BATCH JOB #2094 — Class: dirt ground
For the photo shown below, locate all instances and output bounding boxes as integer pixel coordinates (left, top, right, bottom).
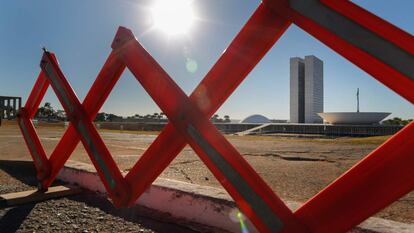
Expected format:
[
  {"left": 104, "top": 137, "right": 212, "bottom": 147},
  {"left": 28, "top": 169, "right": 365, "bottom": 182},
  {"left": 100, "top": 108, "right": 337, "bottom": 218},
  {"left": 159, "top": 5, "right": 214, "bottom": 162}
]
[
  {"left": 0, "top": 123, "right": 412, "bottom": 225},
  {"left": 0, "top": 160, "right": 210, "bottom": 233}
]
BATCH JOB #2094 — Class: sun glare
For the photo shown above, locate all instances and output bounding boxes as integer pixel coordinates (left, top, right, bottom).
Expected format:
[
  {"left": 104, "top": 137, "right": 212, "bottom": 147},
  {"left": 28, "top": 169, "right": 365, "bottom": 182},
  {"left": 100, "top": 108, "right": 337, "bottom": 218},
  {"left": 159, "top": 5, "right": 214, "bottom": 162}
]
[{"left": 151, "top": 0, "right": 195, "bottom": 36}]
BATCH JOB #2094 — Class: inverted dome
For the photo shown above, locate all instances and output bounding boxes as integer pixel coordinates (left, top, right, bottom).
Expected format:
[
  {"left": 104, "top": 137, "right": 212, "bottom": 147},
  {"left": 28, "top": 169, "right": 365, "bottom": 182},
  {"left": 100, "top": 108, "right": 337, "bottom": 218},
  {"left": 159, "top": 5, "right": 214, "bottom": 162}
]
[
  {"left": 240, "top": 114, "right": 271, "bottom": 124},
  {"left": 318, "top": 112, "right": 391, "bottom": 125}
]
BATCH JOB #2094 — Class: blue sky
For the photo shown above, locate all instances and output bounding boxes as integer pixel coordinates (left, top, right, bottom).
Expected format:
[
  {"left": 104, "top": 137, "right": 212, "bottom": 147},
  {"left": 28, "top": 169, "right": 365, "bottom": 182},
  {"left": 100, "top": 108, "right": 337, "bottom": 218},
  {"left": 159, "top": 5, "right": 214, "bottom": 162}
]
[{"left": 0, "top": 0, "right": 413, "bottom": 120}]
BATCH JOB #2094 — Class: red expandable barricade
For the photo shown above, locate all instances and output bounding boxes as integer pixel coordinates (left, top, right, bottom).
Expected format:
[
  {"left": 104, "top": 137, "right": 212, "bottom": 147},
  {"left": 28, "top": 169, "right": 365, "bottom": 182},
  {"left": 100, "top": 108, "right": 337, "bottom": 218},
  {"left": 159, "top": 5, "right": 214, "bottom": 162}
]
[{"left": 18, "top": 1, "right": 414, "bottom": 232}]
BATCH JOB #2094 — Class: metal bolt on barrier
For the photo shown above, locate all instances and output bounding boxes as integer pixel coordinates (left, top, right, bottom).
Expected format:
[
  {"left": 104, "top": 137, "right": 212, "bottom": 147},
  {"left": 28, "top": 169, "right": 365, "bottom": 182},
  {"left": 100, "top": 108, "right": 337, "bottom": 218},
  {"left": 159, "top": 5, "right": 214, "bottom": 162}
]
[{"left": 18, "top": 1, "right": 414, "bottom": 232}]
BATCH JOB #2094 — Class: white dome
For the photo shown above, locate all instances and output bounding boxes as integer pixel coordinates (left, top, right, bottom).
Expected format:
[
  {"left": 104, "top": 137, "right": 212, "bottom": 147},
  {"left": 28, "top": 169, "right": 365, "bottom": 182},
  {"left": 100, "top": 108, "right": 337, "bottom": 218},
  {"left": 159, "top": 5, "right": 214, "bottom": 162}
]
[{"left": 240, "top": 114, "right": 271, "bottom": 124}]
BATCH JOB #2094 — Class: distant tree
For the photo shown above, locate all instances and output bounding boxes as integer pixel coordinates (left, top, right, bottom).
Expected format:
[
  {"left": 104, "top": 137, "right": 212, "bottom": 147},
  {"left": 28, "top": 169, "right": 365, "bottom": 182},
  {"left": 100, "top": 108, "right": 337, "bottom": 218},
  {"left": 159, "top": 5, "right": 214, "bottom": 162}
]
[
  {"left": 36, "top": 107, "right": 44, "bottom": 117},
  {"left": 95, "top": 112, "right": 107, "bottom": 122},
  {"left": 56, "top": 110, "right": 67, "bottom": 121},
  {"left": 107, "top": 113, "right": 121, "bottom": 122},
  {"left": 382, "top": 117, "right": 412, "bottom": 126},
  {"left": 403, "top": 119, "right": 413, "bottom": 125},
  {"left": 36, "top": 102, "right": 56, "bottom": 120},
  {"left": 210, "top": 114, "right": 231, "bottom": 123},
  {"left": 44, "top": 102, "right": 54, "bottom": 118},
  {"left": 211, "top": 114, "right": 219, "bottom": 122}
]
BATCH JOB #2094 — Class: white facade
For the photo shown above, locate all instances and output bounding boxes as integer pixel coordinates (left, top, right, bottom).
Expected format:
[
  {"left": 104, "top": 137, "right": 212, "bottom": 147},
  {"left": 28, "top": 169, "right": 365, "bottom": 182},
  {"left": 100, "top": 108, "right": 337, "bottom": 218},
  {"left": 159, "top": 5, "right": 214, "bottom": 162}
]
[
  {"left": 304, "top": 56, "right": 323, "bottom": 123},
  {"left": 290, "top": 57, "right": 305, "bottom": 123},
  {"left": 290, "top": 55, "right": 323, "bottom": 123}
]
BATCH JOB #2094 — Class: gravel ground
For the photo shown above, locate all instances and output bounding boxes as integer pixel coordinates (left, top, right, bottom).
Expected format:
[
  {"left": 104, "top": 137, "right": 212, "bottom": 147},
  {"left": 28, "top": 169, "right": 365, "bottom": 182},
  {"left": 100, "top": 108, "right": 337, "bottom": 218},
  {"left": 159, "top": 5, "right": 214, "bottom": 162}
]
[{"left": 0, "top": 162, "right": 206, "bottom": 233}]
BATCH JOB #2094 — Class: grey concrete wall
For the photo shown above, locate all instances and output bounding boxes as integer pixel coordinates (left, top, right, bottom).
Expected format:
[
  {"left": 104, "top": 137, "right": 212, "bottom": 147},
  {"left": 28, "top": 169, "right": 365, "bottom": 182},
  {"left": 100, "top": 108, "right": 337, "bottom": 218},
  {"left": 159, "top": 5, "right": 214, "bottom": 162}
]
[
  {"left": 95, "top": 122, "right": 166, "bottom": 131},
  {"left": 59, "top": 160, "right": 414, "bottom": 233},
  {"left": 94, "top": 122, "right": 401, "bottom": 136},
  {"left": 215, "top": 123, "right": 402, "bottom": 136}
]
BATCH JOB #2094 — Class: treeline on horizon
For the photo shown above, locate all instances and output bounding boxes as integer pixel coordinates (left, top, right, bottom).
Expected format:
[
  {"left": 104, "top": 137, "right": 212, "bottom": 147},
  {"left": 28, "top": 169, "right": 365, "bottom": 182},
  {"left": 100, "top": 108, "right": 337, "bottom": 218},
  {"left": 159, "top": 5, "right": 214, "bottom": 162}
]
[
  {"left": 34, "top": 102, "right": 412, "bottom": 126},
  {"left": 381, "top": 117, "right": 413, "bottom": 126},
  {"left": 34, "top": 102, "right": 231, "bottom": 123},
  {"left": 93, "top": 113, "right": 231, "bottom": 123}
]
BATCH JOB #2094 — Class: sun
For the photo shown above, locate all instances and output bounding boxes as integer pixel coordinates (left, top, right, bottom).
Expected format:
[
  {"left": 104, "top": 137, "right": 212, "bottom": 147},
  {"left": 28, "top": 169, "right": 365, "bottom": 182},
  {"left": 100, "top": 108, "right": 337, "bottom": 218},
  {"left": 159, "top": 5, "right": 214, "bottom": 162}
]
[{"left": 151, "top": 0, "right": 195, "bottom": 36}]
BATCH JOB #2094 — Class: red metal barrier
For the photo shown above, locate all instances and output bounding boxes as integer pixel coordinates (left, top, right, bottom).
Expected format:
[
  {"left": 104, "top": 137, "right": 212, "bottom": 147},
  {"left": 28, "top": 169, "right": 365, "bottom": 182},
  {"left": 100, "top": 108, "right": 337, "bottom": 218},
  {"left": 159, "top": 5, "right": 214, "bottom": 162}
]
[
  {"left": 20, "top": 52, "right": 130, "bottom": 207},
  {"left": 18, "top": 1, "right": 414, "bottom": 232}
]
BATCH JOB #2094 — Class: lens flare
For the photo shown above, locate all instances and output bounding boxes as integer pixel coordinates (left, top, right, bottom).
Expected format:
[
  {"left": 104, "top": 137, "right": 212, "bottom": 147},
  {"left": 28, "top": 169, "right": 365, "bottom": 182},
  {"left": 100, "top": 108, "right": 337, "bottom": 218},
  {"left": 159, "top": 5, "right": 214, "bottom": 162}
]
[
  {"left": 237, "top": 212, "right": 249, "bottom": 233},
  {"left": 229, "top": 209, "right": 250, "bottom": 233},
  {"left": 186, "top": 58, "right": 198, "bottom": 73},
  {"left": 151, "top": 0, "right": 195, "bottom": 36}
]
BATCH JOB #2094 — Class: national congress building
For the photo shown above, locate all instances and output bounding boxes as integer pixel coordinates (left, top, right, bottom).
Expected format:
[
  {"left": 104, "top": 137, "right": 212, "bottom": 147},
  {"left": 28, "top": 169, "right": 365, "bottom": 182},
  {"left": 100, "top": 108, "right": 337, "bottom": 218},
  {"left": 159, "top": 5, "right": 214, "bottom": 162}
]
[{"left": 290, "top": 55, "right": 324, "bottom": 123}]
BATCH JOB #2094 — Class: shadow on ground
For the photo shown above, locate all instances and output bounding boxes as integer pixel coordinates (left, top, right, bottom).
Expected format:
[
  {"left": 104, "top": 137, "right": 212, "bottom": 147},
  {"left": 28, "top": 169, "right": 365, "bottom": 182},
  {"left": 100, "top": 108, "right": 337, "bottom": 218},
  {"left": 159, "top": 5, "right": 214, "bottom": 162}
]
[
  {"left": 0, "top": 160, "right": 42, "bottom": 186},
  {"left": 68, "top": 191, "right": 213, "bottom": 233},
  {"left": 0, "top": 204, "right": 35, "bottom": 233},
  {"left": 0, "top": 160, "right": 209, "bottom": 233}
]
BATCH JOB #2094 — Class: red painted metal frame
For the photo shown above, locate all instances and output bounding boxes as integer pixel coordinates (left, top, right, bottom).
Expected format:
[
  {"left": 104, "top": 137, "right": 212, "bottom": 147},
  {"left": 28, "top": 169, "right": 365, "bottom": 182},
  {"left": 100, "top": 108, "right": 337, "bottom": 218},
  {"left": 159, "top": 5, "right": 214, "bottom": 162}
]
[{"left": 18, "top": 0, "right": 414, "bottom": 232}]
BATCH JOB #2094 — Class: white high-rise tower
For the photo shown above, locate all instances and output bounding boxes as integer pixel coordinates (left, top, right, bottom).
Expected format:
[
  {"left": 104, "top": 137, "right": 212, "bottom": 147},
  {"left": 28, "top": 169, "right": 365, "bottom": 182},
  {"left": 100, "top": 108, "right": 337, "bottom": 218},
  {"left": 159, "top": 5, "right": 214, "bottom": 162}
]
[{"left": 290, "top": 55, "right": 323, "bottom": 123}]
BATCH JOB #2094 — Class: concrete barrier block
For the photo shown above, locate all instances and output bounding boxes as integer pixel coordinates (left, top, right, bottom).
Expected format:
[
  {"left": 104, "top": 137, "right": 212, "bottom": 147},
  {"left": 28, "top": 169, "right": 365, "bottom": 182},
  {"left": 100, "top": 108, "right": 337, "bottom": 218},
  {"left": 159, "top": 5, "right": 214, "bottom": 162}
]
[{"left": 57, "top": 160, "right": 414, "bottom": 233}]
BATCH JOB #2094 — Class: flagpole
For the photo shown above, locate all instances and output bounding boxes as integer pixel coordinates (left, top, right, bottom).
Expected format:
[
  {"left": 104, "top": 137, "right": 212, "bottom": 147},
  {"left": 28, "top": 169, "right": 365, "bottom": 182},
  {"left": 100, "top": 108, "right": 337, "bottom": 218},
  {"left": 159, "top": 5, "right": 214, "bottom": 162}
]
[{"left": 357, "top": 88, "right": 360, "bottom": 112}]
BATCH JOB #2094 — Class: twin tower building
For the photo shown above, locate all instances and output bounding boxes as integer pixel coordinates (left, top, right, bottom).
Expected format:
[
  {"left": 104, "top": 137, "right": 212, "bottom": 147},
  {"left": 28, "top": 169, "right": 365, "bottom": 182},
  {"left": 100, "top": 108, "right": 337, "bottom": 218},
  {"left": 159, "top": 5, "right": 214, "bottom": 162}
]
[{"left": 290, "top": 55, "right": 324, "bottom": 123}]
